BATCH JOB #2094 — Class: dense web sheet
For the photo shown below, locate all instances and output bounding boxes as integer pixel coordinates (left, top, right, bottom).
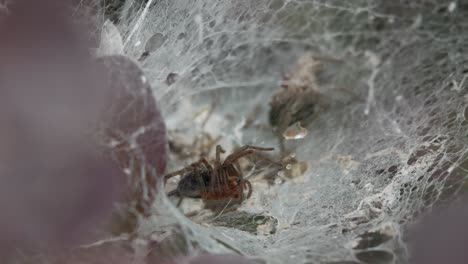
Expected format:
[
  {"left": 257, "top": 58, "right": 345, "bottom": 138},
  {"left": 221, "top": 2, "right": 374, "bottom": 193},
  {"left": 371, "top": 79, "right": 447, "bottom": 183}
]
[{"left": 98, "top": 0, "right": 468, "bottom": 263}]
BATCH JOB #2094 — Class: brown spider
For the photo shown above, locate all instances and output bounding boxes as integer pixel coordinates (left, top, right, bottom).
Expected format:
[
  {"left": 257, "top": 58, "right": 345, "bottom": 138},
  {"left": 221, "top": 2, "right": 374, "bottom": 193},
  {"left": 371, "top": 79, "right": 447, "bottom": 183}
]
[{"left": 164, "top": 145, "right": 283, "bottom": 203}]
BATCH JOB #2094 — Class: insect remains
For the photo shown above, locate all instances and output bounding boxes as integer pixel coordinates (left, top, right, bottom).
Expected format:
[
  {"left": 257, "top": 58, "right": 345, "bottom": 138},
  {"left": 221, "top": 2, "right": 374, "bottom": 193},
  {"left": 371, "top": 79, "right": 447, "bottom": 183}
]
[
  {"left": 164, "top": 145, "right": 283, "bottom": 205},
  {"left": 269, "top": 53, "right": 330, "bottom": 153}
]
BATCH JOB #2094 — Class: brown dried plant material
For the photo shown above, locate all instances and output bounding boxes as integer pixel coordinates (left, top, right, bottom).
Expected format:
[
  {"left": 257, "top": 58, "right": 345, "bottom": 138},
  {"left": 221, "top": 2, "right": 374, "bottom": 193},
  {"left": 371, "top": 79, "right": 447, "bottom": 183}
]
[
  {"left": 336, "top": 155, "right": 361, "bottom": 175},
  {"left": 168, "top": 94, "right": 221, "bottom": 165},
  {"left": 282, "top": 155, "right": 309, "bottom": 179},
  {"left": 269, "top": 53, "right": 330, "bottom": 153},
  {"left": 168, "top": 130, "right": 222, "bottom": 164},
  {"left": 242, "top": 104, "right": 263, "bottom": 129},
  {"left": 282, "top": 121, "right": 308, "bottom": 140}
]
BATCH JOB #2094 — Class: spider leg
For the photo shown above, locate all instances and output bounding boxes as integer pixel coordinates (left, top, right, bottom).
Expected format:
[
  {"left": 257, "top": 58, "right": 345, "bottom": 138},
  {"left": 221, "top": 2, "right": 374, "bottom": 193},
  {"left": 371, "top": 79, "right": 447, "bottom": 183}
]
[
  {"left": 249, "top": 152, "right": 284, "bottom": 168},
  {"left": 208, "top": 166, "right": 230, "bottom": 198},
  {"left": 167, "top": 189, "right": 179, "bottom": 196},
  {"left": 199, "top": 157, "right": 213, "bottom": 173},
  {"left": 234, "top": 161, "right": 243, "bottom": 179},
  {"left": 238, "top": 180, "right": 244, "bottom": 201},
  {"left": 244, "top": 180, "right": 253, "bottom": 199},
  {"left": 163, "top": 166, "right": 194, "bottom": 183},
  {"left": 233, "top": 161, "right": 245, "bottom": 199},
  {"left": 176, "top": 197, "right": 184, "bottom": 207},
  {"left": 216, "top": 168, "right": 226, "bottom": 195},
  {"left": 164, "top": 158, "right": 208, "bottom": 183},
  {"left": 224, "top": 145, "right": 274, "bottom": 164},
  {"left": 209, "top": 145, "right": 226, "bottom": 197},
  {"left": 214, "top": 167, "right": 227, "bottom": 196},
  {"left": 207, "top": 135, "right": 222, "bottom": 153},
  {"left": 198, "top": 159, "right": 222, "bottom": 196},
  {"left": 167, "top": 189, "right": 184, "bottom": 207},
  {"left": 221, "top": 168, "right": 231, "bottom": 194},
  {"left": 224, "top": 150, "right": 254, "bottom": 165},
  {"left": 225, "top": 148, "right": 283, "bottom": 169},
  {"left": 191, "top": 163, "right": 208, "bottom": 200},
  {"left": 215, "top": 145, "right": 226, "bottom": 166}
]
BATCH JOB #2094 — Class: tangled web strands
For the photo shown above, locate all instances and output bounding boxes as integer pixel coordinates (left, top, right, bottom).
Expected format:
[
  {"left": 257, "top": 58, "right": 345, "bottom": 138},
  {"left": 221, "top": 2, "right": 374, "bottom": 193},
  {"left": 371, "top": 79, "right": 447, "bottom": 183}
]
[{"left": 115, "top": 0, "right": 468, "bottom": 263}]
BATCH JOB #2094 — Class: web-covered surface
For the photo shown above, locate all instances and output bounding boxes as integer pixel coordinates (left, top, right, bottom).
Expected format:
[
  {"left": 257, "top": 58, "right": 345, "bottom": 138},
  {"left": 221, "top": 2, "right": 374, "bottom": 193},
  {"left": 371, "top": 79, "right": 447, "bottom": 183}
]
[{"left": 106, "top": 0, "right": 468, "bottom": 263}]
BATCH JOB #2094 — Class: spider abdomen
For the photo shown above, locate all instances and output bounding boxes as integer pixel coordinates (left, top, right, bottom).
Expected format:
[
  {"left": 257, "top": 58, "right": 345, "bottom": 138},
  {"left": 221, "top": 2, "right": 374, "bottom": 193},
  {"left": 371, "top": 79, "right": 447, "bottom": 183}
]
[{"left": 174, "top": 168, "right": 211, "bottom": 198}]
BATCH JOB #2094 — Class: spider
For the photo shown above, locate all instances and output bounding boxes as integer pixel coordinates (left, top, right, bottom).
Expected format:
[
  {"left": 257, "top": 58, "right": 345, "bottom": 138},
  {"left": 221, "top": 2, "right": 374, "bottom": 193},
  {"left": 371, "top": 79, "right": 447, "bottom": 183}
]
[{"left": 164, "top": 145, "right": 283, "bottom": 204}]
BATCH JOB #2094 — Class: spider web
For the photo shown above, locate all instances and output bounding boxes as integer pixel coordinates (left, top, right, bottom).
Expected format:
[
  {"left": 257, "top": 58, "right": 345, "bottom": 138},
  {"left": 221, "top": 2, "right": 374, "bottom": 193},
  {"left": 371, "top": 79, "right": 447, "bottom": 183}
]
[{"left": 97, "top": 0, "right": 468, "bottom": 263}]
